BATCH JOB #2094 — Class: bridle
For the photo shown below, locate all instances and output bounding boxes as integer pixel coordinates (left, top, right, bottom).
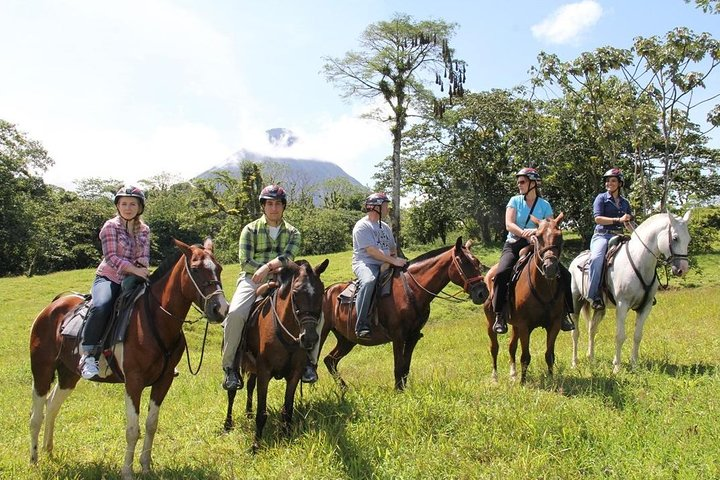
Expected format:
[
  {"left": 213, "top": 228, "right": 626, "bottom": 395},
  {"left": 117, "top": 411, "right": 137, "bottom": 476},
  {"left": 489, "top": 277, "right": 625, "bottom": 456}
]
[
  {"left": 405, "top": 248, "right": 484, "bottom": 303},
  {"left": 270, "top": 275, "right": 322, "bottom": 348},
  {"left": 531, "top": 232, "right": 562, "bottom": 278},
  {"left": 628, "top": 217, "right": 689, "bottom": 268},
  {"left": 452, "top": 252, "right": 485, "bottom": 294},
  {"left": 182, "top": 255, "right": 225, "bottom": 316}
]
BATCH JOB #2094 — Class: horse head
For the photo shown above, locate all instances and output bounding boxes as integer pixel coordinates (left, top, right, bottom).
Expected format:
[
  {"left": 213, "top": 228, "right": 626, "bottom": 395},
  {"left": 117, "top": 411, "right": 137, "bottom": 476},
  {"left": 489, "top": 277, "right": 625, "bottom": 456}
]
[
  {"left": 450, "top": 237, "right": 489, "bottom": 304},
  {"left": 530, "top": 213, "right": 564, "bottom": 280},
  {"left": 279, "top": 258, "right": 329, "bottom": 351},
  {"left": 174, "top": 238, "right": 229, "bottom": 323},
  {"left": 663, "top": 210, "right": 692, "bottom": 277}
]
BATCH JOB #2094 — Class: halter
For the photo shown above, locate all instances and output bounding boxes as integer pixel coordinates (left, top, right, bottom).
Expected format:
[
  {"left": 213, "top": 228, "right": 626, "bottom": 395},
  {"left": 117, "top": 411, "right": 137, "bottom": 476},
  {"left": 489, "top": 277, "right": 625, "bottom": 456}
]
[
  {"left": 532, "top": 237, "right": 561, "bottom": 278},
  {"left": 269, "top": 278, "right": 321, "bottom": 348},
  {"left": 628, "top": 216, "right": 689, "bottom": 268},
  {"left": 406, "top": 249, "right": 484, "bottom": 303},
  {"left": 183, "top": 255, "right": 225, "bottom": 315},
  {"left": 452, "top": 252, "right": 485, "bottom": 293}
]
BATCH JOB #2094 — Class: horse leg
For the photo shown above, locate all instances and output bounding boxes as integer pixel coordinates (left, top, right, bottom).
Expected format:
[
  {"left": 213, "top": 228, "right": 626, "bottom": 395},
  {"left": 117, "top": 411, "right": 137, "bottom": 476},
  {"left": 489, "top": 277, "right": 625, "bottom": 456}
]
[
  {"left": 508, "top": 328, "right": 519, "bottom": 380},
  {"left": 570, "top": 311, "right": 580, "bottom": 368},
  {"left": 224, "top": 388, "right": 237, "bottom": 432},
  {"left": 122, "top": 386, "right": 143, "bottom": 480},
  {"left": 36, "top": 363, "right": 78, "bottom": 460},
  {"left": 545, "top": 324, "right": 560, "bottom": 378},
  {"left": 138, "top": 375, "right": 174, "bottom": 476},
  {"left": 588, "top": 306, "right": 605, "bottom": 361},
  {"left": 392, "top": 340, "right": 407, "bottom": 390},
  {"left": 281, "top": 374, "right": 301, "bottom": 436},
  {"left": 517, "top": 327, "right": 531, "bottom": 385},
  {"left": 398, "top": 330, "right": 422, "bottom": 389},
  {"left": 252, "top": 370, "right": 271, "bottom": 454},
  {"left": 630, "top": 304, "right": 653, "bottom": 368},
  {"left": 612, "top": 304, "right": 630, "bottom": 374},
  {"left": 486, "top": 308, "right": 500, "bottom": 381},
  {"left": 323, "top": 333, "right": 355, "bottom": 391},
  {"left": 245, "top": 373, "right": 257, "bottom": 419}
]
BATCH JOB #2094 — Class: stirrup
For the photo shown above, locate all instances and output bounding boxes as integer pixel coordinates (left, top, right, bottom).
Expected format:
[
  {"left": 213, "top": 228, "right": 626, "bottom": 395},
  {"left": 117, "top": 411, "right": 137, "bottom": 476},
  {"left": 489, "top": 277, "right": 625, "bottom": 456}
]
[{"left": 492, "top": 313, "right": 508, "bottom": 334}]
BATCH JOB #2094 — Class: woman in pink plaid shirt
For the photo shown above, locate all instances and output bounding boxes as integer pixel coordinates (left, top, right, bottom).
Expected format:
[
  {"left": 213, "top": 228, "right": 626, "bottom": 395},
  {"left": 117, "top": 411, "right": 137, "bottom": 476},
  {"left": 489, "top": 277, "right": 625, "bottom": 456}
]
[{"left": 79, "top": 185, "right": 151, "bottom": 379}]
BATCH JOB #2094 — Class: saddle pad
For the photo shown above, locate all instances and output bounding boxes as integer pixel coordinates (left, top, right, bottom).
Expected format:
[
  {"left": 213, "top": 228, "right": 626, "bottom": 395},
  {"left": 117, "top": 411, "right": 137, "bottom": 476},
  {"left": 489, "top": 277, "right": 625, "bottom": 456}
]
[{"left": 338, "top": 281, "right": 358, "bottom": 304}]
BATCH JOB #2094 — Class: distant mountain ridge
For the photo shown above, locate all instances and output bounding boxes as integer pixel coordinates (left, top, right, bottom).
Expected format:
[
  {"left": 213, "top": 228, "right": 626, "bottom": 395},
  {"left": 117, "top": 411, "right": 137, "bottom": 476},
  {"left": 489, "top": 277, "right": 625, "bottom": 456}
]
[{"left": 195, "top": 128, "right": 367, "bottom": 203}]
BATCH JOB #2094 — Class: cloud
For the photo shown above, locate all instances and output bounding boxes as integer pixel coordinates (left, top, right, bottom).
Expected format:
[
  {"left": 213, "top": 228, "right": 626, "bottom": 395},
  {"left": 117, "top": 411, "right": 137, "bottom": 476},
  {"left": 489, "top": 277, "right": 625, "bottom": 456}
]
[{"left": 531, "top": 0, "right": 603, "bottom": 45}]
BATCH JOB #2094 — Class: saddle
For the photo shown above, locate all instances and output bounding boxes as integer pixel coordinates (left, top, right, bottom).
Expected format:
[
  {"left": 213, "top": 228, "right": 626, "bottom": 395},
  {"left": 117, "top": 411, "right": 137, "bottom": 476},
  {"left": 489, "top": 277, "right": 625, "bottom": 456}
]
[
  {"left": 60, "top": 279, "right": 147, "bottom": 377},
  {"left": 337, "top": 264, "right": 394, "bottom": 327},
  {"left": 575, "top": 234, "right": 630, "bottom": 304}
]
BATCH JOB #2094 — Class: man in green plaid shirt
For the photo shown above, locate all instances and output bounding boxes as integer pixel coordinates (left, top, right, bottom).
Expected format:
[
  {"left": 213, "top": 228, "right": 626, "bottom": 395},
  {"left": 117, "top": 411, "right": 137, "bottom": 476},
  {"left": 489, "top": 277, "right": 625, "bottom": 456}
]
[{"left": 221, "top": 185, "right": 313, "bottom": 390}]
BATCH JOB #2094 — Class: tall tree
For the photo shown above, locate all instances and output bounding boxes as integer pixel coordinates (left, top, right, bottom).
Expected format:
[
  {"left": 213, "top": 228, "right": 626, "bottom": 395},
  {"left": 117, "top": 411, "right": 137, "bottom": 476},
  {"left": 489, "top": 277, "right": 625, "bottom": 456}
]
[
  {"left": 685, "top": 0, "right": 720, "bottom": 14},
  {"left": 323, "top": 13, "right": 467, "bottom": 247},
  {"left": 0, "top": 120, "right": 54, "bottom": 276}
]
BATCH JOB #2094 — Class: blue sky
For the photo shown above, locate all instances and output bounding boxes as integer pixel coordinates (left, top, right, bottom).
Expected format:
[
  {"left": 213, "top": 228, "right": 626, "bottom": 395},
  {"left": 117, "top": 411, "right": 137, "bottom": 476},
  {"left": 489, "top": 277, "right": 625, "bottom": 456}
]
[{"left": 1, "top": 0, "right": 717, "bottom": 189}]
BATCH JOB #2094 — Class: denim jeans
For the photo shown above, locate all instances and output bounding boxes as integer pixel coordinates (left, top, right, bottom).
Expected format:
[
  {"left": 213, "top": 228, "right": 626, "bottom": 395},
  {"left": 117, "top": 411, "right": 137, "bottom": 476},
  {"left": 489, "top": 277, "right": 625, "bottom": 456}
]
[
  {"left": 587, "top": 232, "right": 614, "bottom": 301},
  {"left": 81, "top": 275, "right": 121, "bottom": 353},
  {"left": 353, "top": 262, "right": 381, "bottom": 332}
]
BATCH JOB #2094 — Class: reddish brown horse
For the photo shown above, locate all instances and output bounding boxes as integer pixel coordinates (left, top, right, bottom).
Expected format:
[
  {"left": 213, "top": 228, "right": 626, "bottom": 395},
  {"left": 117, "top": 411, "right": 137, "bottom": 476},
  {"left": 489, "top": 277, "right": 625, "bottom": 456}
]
[
  {"left": 223, "top": 258, "right": 329, "bottom": 453},
  {"left": 484, "top": 214, "right": 566, "bottom": 384},
  {"left": 321, "top": 237, "right": 488, "bottom": 391},
  {"left": 29, "top": 239, "right": 228, "bottom": 480}
]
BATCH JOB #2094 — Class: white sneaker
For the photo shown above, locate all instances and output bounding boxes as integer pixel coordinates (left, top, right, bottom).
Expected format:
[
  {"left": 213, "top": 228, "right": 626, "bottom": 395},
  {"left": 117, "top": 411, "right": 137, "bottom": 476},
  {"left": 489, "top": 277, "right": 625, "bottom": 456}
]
[{"left": 80, "top": 355, "right": 99, "bottom": 379}]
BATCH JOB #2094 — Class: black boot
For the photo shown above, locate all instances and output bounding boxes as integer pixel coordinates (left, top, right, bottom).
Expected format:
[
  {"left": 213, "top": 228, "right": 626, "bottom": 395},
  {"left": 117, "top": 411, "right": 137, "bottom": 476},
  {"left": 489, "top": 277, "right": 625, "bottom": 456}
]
[
  {"left": 301, "top": 363, "right": 318, "bottom": 384},
  {"left": 561, "top": 313, "right": 575, "bottom": 332},
  {"left": 222, "top": 367, "right": 242, "bottom": 391},
  {"left": 493, "top": 312, "right": 508, "bottom": 334}
]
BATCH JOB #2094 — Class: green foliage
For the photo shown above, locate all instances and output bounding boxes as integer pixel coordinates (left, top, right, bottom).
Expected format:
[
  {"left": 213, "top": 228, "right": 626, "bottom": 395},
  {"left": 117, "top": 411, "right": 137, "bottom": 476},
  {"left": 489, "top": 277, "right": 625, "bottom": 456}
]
[{"left": 285, "top": 205, "right": 361, "bottom": 255}]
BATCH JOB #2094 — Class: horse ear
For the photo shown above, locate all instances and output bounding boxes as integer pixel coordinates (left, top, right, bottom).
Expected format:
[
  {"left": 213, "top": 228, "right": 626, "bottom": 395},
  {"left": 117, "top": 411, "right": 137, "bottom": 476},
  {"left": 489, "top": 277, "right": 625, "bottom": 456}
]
[
  {"left": 529, "top": 215, "right": 541, "bottom": 226},
  {"left": 173, "top": 238, "right": 191, "bottom": 254},
  {"left": 682, "top": 209, "right": 692, "bottom": 223},
  {"left": 455, "top": 237, "right": 463, "bottom": 250},
  {"left": 555, "top": 212, "right": 564, "bottom": 223},
  {"left": 464, "top": 239, "right": 473, "bottom": 250},
  {"left": 203, "top": 237, "right": 214, "bottom": 253},
  {"left": 315, "top": 258, "right": 329, "bottom": 276}
]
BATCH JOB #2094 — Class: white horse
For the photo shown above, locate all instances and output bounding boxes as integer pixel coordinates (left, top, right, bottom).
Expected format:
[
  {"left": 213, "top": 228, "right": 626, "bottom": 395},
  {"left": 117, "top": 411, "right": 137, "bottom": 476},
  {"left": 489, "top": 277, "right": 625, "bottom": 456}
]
[{"left": 569, "top": 211, "right": 691, "bottom": 373}]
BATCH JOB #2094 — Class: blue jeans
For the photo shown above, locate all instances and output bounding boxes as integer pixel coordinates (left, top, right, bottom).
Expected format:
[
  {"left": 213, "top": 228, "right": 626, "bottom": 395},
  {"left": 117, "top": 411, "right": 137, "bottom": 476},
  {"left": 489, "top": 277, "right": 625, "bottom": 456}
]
[
  {"left": 353, "top": 263, "right": 381, "bottom": 333},
  {"left": 587, "top": 233, "right": 614, "bottom": 301},
  {"left": 81, "top": 275, "right": 121, "bottom": 353}
]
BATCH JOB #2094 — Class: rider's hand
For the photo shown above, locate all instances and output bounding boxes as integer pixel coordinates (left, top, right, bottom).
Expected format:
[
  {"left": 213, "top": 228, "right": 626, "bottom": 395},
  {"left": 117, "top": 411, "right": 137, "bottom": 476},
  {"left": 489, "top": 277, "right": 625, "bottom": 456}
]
[
  {"left": 394, "top": 257, "right": 407, "bottom": 268},
  {"left": 520, "top": 228, "right": 536, "bottom": 238}
]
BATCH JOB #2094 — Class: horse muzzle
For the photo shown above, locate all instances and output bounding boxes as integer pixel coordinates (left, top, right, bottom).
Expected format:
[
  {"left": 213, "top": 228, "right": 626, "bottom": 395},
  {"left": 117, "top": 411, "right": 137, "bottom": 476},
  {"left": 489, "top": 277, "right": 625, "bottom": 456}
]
[
  {"left": 670, "top": 258, "right": 690, "bottom": 277},
  {"left": 542, "top": 258, "right": 559, "bottom": 280},
  {"left": 298, "top": 316, "right": 319, "bottom": 350},
  {"left": 205, "top": 293, "right": 229, "bottom": 323},
  {"left": 469, "top": 281, "right": 489, "bottom": 305}
]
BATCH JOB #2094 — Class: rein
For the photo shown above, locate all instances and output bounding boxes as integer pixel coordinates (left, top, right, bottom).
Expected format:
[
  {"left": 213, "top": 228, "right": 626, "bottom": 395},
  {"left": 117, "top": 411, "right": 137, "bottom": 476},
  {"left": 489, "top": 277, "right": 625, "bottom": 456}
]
[
  {"left": 143, "top": 253, "right": 223, "bottom": 383},
  {"left": 405, "top": 251, "right": 483, "bottom": 303},
  {"left": 269, "top": 283, "right": 320, "bottom": 348},
  {"left": 526, "top": 238, "right": 563, "bottom": 308}
]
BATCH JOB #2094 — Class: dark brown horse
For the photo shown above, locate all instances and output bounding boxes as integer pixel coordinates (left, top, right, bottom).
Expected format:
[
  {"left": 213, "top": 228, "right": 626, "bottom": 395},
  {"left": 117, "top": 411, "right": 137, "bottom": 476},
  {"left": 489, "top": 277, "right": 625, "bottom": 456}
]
[
  {"left": 320, "top": 237, "right": 489, "bottom": 391},
  {"left": 484, "top": 214, "right": 566, "bottom": 384},
  {"left": 29, "top": 239, "right": 228, "bottom": 480},
  {"left": 224, "top": 258, "right": 329, "bottom": 453}
]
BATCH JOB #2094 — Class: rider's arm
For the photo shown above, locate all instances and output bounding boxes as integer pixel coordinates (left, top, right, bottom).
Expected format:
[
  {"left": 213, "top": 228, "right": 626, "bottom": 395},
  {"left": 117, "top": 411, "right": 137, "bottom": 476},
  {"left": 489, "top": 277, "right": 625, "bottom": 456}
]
[
  {"left": 506, "top": 206, "right": 535, "bottom": 238},
  {"left": 365, "top": 246, "right": 406, "bottom": 267}
]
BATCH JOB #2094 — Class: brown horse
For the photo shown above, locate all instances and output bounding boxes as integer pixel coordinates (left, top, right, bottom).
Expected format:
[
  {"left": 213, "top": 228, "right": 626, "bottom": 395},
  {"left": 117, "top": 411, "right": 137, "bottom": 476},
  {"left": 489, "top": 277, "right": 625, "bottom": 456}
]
[
  {"left": 484, "top": 214, "right": 566, "bottom": 384},
  {"left": 29, "top": 239, "right": 228, "bottom": 480},
  {"left": 223, "top": 258, "right": 329, "bottom": 453},
  {"left": 321, "top": 237, "right": 489, "bottom": 391}
]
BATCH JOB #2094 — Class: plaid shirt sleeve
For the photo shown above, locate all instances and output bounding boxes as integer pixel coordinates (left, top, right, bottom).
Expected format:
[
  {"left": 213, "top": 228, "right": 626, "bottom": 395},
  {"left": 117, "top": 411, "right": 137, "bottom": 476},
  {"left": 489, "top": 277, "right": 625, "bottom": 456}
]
[
  {"left": 238, "top": 221, "right": 263, "bottom": 274},
  {"left": 277, "top": 223, "right": 301, "bottom": 266},
  {"left": 100, "top": 220, "right": 132, "bottom": 273}
]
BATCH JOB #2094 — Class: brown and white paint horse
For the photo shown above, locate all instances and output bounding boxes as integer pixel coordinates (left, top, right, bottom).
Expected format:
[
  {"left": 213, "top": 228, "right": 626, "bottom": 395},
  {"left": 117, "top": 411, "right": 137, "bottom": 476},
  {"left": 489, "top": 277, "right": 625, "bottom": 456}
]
[{"left": 29, "top": 239, "right": 228, "bottom": 479}]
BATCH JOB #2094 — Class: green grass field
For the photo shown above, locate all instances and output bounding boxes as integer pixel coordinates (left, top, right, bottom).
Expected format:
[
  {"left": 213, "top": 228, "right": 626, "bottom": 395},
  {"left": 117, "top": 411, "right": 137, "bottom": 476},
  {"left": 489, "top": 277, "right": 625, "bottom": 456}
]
[{"left": 1, "top": 247, "right": 718, "bottom": 479}]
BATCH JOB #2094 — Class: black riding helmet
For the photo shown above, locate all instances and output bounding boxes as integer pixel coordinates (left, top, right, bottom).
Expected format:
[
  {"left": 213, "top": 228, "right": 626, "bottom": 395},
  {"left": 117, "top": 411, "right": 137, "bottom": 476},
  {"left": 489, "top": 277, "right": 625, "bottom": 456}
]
[{"left": 114, "top": 185, "right": 145, "bottom": 215}]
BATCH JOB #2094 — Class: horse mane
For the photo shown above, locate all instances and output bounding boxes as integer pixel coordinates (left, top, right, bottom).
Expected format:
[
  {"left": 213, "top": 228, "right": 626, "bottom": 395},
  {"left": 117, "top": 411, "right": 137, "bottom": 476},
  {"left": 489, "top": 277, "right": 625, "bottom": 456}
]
[
  {"left": 408, "top": 245, "right": 452, "bottom": 266},
  {"left": 148, "top": 249, "right": 183, "bottom": 285}
]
